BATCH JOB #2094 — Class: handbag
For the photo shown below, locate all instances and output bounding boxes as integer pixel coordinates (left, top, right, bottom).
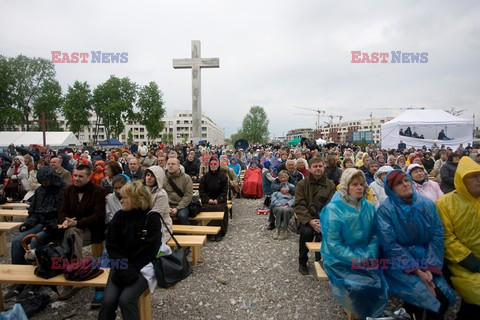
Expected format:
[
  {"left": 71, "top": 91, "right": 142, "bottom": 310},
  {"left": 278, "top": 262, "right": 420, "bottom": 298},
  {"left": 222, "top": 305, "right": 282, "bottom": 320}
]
[
  {"left": 146, "top": 211, "right": 192, "bottom": 288},
  {"left": 33, "top": 236, "right": 75, "bottom": 279},
  {"left": 168, "top": 178, "right": 202, "bottom": 217}
]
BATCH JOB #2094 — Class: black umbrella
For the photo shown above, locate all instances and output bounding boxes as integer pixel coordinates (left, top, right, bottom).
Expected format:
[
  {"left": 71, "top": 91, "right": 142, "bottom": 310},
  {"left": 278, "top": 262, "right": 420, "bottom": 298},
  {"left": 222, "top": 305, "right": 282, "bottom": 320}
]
[
  {"left": 234, "top": 139, "right": 249, "bottom": 151},
  {"left": 15, "top": 146, "right": 35, "bottom": 157},
  {"left": 325, "top": 143, "right": 337, "bottom": 149}
]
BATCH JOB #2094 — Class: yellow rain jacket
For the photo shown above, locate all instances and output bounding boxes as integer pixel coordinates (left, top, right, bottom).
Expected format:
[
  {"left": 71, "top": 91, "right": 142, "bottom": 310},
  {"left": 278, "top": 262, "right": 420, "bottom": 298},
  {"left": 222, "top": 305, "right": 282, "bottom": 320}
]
[{"left": 436, "top": 156, "right": 480, "bottom": 304}]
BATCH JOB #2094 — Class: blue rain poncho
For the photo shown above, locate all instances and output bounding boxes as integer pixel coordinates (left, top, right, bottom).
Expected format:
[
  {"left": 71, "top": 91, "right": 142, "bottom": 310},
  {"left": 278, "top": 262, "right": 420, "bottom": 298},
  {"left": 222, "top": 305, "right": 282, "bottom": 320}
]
[
  {"left": 320, "top": 169, "right": 388, "bottom": 318},
  {"left": 375, "top": 170, "right": 456, "bottom": 312}
]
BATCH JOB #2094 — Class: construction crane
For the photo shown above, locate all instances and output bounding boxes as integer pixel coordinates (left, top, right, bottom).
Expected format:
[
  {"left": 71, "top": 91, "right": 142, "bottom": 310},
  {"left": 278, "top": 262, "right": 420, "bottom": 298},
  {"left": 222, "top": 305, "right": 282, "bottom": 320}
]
[
  {"left": 292, "top": 106, "right": 326, "bottom": 130},
  {"left": 367, "top": 105, "right": 425, "bottom": 111},
  {"left": 444, "top": 107, "right": 466, "bottom": 116}
]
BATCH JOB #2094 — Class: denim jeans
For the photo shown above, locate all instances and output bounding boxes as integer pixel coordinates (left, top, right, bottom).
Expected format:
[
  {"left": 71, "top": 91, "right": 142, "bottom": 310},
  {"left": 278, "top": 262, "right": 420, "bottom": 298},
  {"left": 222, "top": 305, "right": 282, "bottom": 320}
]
[
  {"left": 176, "top": 207, "right": 190, "bottom": 225},
  {"left": 11, "top": 224, "right": 51, "bottom": 264}
]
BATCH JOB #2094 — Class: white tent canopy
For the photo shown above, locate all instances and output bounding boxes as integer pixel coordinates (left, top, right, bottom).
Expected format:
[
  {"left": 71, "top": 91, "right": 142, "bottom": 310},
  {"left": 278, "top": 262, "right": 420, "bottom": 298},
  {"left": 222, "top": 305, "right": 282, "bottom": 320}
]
[
  {"left": 0, "top": 131, "right": 82, "bottom": 148},
  {"left": 381, "top": 110, "right": 473, "bottom": 149}
]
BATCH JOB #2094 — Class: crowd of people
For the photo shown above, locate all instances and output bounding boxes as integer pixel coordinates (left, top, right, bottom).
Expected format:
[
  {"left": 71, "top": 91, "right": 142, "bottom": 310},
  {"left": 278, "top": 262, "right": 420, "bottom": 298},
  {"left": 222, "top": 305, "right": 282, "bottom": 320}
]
[{"left": 0, "top": 139, "right": 479, "bottom": 319}]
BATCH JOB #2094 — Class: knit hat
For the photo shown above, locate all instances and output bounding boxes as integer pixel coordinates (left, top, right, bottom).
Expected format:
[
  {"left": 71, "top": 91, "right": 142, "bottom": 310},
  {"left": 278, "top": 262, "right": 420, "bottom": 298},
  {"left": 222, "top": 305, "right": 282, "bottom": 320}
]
[
  {"left": 386, "top": 170, "right": 407, "bottom": 189},
  {"left": 264, "top": 161, "right": 271, "bottom": 168}
]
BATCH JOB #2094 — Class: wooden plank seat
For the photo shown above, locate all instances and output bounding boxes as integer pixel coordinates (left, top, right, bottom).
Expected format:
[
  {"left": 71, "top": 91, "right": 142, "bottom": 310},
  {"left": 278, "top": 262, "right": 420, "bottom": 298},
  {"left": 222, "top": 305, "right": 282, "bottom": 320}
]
[
  {"left": 167, "top": 235, "right": 206, "bottom": 266},
  {"left": 306, "top": 242, "right": 328, "bottom": 281},
  {"left": 0, "top": 209, "right": 28, "bottom": 219},
  {"left": 0, "top": 264, "right": 152, "bottom": 320},
  {"left": 0, "top": 222, "right": 23, "bottom": 256},
  {"left": 0, "top": 203, "right": 29, "bottom": 210},
  {"left": 190, "top": 211, "right": 224, "bottom": 226},
  {"left": 172, "top": 225, "right": 220, "bottom": 235}
]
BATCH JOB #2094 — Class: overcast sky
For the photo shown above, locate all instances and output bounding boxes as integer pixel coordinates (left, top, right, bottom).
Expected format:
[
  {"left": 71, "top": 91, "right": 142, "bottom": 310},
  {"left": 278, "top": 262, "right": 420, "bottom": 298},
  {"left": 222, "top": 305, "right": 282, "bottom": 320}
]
[{"left": 1, "top": 0, "right": 478, "bottom": 138}]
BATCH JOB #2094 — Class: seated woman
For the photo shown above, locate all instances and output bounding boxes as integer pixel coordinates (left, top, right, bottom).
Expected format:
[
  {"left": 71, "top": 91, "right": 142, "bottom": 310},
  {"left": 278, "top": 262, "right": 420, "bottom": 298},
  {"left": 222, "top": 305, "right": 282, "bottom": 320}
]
[
  {"left": 101, "top": 161, "right": 123, "bottom": 194},
  {"left": 22, "top": 158, "right": 46, "bottom": 203},
  {"left": 395, "top": 155, "right": 407, "bottom": 171},
  {"left": 321, "top": 168, "right": 388, "bottom": 319},
  {"left": 369, "top": 166, "right": 394, "bottom": 209},
  {"left": 91, "top": 160, "right": 106, "bottom": 185},
  {"left": 295, "top": 158, "right": 309, "bottom": 178},
  {"left": 376, "top": 170, "right": 455, "bottom": 320},
  {"left": 219, "top": 156, "right": 240, "bottom": 199},
  {"left": 144, "top": 166, "right": 172, "bottom": 244},
  {"left": 228, "top": 158, "right": 241, "bottom": 178},
  {"left": 5, "top": 155, "right": 29, "bottom": 201},
  {"left": 242, "top": 159, "right": 263, "bottom": 199},
  {"left": 99, "top": 181, "right": 162, "bottom": 320},
  {"left": 407, "top": 164, "right": 443, "bottom": 203},
  {"left": 199, "top": 157, "right": 229, "bottom": 241},
  {"left": 4, "top": 166, "right": 65, "bottom": 300},
  {"left": 270, "top": 171, "right": 295, "bottom": 240}
]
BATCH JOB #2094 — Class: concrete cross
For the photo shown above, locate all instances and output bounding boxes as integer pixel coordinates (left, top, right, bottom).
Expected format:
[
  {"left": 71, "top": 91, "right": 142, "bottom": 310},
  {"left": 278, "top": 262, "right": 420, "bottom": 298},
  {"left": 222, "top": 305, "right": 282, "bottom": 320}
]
[{"left": 173, "top": 40, "right": 219, "bottom": 143}]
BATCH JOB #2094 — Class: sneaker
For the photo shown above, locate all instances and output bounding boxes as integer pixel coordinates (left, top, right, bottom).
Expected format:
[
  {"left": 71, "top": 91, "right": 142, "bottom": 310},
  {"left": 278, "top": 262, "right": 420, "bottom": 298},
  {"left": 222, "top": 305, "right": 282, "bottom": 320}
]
[
  {"left": 90, "top": 290, "right": 103, "bottom": 309},
  {"left": 266, "top": 223, "right": 275, "bottom": 230},
  {"left": 3, "top": 284, "right": 25, "bottom": 301},
  {"left": 272, "top": 228, "right": 279, "bottom": 240},
  {"left": 58, "top": 286, "right": 81, "bottom": 301},
  {"left": 278, "top": 228, "right": 288, "bottom": 240},
  {"left": 16, "top": 284, "right": 41, "bottom": 301},
  {"left": 298, "top": 264, "right": 309, "bottom": 275}
]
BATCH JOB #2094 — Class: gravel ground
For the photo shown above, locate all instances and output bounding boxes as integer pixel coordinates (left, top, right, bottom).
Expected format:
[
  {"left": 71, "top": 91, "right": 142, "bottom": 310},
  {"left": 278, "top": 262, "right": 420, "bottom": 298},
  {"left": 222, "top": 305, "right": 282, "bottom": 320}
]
[{"left": 2, "top": 198, "right": 459, "bottom": 319}]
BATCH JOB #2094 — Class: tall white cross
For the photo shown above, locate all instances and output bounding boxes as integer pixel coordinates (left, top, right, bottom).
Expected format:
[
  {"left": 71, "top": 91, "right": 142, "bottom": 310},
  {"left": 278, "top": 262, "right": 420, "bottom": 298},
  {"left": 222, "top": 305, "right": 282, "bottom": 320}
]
[{"left": 173, "top": 40, "right": 219, "bottom": 144}]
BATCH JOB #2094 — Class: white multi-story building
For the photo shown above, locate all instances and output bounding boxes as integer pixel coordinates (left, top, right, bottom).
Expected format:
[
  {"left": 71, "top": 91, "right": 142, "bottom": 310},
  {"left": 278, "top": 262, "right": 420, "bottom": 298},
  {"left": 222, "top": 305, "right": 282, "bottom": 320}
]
[
  {"left": 285, "top": 128, "right": 314, "bottom": 141},
  {"left": 57, "top": 110, "right": 225, "bottom": 146},
  {"left": 316, "top": 116, "right": 393, "bottom": 144}
]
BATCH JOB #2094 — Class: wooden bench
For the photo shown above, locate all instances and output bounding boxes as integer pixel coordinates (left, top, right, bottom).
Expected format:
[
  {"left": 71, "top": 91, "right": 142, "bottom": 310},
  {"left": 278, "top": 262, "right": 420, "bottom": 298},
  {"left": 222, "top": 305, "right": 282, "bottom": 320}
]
[
  {"left": 227, "top": 200, "right": 233, "bottom": 219},
  {"left": 0, "top": 264, "right": 152, "bottom": 320},
  {"left": 167, "top": 235, "right": 206, "bottom": 266},
  {"left": 306, "top": 242, "right": 328, "bottom": 281},
  {"left": 0, "top": 203, "right": 29, "bottom": 210},
  {"left": 0, "top": 209, "right": 28, "bottom": 221},
  {"left": 172, "top": 225, "right": 220, "bottom": 235},
  {"left": 0, "top": 222, "right": 23, "bottom": 256},
  {"left": 191, "top": 211, "right": 224, "bottom": 226}
]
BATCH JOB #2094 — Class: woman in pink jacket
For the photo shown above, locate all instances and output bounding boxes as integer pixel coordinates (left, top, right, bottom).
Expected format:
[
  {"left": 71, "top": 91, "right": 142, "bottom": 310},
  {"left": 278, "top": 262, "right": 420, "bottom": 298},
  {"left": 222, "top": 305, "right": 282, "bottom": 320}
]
[{"left": 406, "top": 164, "right": 443, "bottom": 202}]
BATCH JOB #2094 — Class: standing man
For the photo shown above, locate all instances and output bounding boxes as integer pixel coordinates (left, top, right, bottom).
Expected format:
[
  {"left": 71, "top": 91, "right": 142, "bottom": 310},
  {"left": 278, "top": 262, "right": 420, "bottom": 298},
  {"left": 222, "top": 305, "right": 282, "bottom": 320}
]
[
  {"left": 294, "top": 157, "right": 335, "bottom": 275},
  {"left": 50, "top": 156, "right": 72, "bottom": 186},
  {"left": 57, "top": 164, "right": 106, "bottom": 300}
]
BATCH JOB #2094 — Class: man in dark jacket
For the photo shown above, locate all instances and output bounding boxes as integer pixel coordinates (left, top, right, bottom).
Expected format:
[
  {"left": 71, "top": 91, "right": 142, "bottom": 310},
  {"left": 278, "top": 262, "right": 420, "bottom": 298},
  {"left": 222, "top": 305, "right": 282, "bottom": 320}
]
[
  {"left": 4, "top": 167, "right": 66, "bottom": 301},
  {"left": 294, "top": 157, "right": 336, "bottom": 275},
  {"left": 182, "top": 151, "right": 200, "bottom": 182},
  {"left": 57, "top": 164, "right": 105, "bottom": 300},
  {"left": 440, "top": 153, "right": 460, "bottom": 193}
]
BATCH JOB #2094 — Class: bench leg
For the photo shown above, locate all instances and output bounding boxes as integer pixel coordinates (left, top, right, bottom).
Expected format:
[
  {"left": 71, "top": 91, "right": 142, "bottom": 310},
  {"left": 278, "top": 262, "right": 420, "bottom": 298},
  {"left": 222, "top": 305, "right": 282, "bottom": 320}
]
[
  {"left": 0, "top": 231, "right": 6, "bottom": 256},
  {"left": 138, "top": 289, "right": 151, "bottom": 320},
  {"left": 191, "top": 247, "right": 200, "bottom": 266},
  {"left": 200, "top": 220, "right": 210, "bottom": 226}
]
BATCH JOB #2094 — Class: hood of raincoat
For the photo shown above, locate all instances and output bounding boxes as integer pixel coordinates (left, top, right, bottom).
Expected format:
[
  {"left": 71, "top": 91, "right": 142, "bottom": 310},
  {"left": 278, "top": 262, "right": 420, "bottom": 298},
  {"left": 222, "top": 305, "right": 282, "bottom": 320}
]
[
  {"left": 13, "top": 155, "right": 25, "bottom": 165},
  {"left": 383, "top": 169, "right": 418, "bottom": 209},
  {"left": 36, "top": 166, "right": 66, "bottom": 188},
  {"left": 338, "top": 168, "right": 368, "bottom": 199},
  {"left": 374, "top": 166, "right": 394, "bottom": 185},
  {"left": 147, "top": 166, "right": 165, "bottom": 190},
  {"left": 454, "top": 156, "right": 480, "bottom": 202}
]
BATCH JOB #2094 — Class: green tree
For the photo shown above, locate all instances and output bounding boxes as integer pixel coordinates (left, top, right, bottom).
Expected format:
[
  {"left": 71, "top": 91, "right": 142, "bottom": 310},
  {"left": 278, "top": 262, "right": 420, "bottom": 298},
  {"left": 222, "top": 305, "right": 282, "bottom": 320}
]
[
  {"left": 2, "top": 55, "right": 57, "bottom": 130},
  {"left": 127, "top": 130, "right": 134, "bottom": 145},
  {"left": 32, "top": 79, "right": 63, "bottom": 131},
  {"left": 63, "top": 81, "right": 92, "bottom": 135},
  {"left": 93, "top": 75, "right": 137, "bottom": 140},
  {"left": 0, "top": 56, "right": 21, "bottom": 130},
  {"left": 137, "top": 82, "right": 165, "bottom": 141},
  {"left": 240, "top": 106, "right": 269, "bottom": 144},
  {"left": 230, "top": 130, "right": 245, "bottom": 143}
]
